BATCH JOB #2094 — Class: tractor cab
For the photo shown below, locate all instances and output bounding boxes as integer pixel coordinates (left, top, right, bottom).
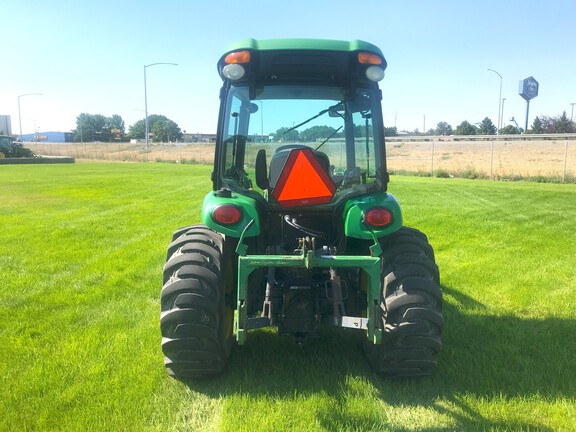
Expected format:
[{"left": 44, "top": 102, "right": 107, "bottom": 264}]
[
  {"left": 0, "top": 135, "right": 15, "bottom": 158},
  {"left": 212, "top": 39, "right": 390, "bottom": 209}
]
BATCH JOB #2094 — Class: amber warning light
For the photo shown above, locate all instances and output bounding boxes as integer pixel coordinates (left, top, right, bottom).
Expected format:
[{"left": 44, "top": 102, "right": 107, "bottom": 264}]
[
  {"left": 357, "top": 52, "right": 382, "bottom": 65},
  {"left": 224, "top": 50, "right": 251, "bottom": 64}
]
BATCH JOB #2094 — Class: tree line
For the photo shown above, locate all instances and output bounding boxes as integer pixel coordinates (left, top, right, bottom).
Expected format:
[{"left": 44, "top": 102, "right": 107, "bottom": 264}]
[
  {"left": 74, "top": 113, "right": 182, "bottom": 142},
  {"left": 73, "top": 110, "right": 575, "bottom": 143},
  {"left": 389, "top": 111, "right": 576, "bottom": 137}
]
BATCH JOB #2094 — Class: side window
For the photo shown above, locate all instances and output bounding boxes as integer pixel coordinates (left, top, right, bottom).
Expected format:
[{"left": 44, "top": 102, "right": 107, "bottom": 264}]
[
  {"left": 226, "top": 95, "right": 243, "bottom": 138},
  {"left": 353, "top": 110, "right": 377, "bottom": 179},
  {"left": 224, "top": 94, "right": 244, "bottom": 169}
]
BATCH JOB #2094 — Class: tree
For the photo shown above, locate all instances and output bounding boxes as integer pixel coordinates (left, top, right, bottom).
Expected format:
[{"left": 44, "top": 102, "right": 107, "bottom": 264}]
[
  {"left": 435, "top": 122, "right": 453, "bottom": 136},
  {"left": 454, "top": 120, "right": 477, "bottom": 135},
  {"left": 554, "top": 111, "right": 576, "bottom": 133},
  {"left": 300, "top": 125, "right": 337, "bottom": 142},
  {"left": 75, "top": 113, "right": 106, "bottom": 141},
  {"left": 383, "top": 126, "right": 398, "bottom": 137},
  {"left": 75, "top": 113, "right": 125, "bottom": 141},
  {"left": 538, "top": 112, "right": 576, "bottom": 133},
  {"left": 128, "top": 114, "right": 182, "bottom": 140},
  {"left": 151, "top": 119, "right": 182, "bottom": 142},
  {"left": 500, "top": 125, "right": 521, "bottom": 134},
  {"left": 106, "top": 114, "right": 125, "bottom": 133},
  {"left": 127, "top": 119, "right": 146, "bottom": 139},
  {"left": 529, "top": 116, "right": 544, "bottom": 134},
  {"left": 273, "top": 127, "right": 300, "bottom": 142},
  {"left": 477, "top": 117, "right": 496, "bottom": 135}
]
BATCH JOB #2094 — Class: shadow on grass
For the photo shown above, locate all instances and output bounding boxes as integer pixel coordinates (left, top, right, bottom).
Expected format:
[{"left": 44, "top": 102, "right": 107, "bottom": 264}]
[{"left": 181, "top": 285, "right": 574, "bottom": 430}]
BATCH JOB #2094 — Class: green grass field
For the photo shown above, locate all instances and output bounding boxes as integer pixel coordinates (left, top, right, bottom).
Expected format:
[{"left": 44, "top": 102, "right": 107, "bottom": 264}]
[{"left": 1, "top": 163, "right": 575, "bottom": 431}]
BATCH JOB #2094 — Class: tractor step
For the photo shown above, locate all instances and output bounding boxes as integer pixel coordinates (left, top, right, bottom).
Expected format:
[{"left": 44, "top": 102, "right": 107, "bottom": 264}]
[
  {"left": 341, "top": 316, "right": 369, "bottom": 330},
  {"left": 247, "top": 316, "right": 270, "bottom": 330}
]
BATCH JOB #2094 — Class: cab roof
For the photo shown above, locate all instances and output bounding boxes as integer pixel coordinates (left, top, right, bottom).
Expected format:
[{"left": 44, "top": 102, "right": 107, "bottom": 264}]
[
  {"left": 223, "top": 38, "right": 384, "bottom": 58},
  {"left": 218, "top": 38, "right": 387, "bottom": 86}
]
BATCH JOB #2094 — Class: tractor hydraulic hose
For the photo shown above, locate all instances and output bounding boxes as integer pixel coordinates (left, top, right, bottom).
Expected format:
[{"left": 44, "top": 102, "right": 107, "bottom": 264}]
[{"left": 283, "top": 215, "right": 325, "bottom": 238}]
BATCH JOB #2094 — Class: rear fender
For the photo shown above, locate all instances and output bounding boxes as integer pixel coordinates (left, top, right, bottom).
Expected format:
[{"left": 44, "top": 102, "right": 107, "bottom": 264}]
[
  {"left": 343, "top": 192, "right": 402, "bottom": 240},
  {"left": 201, "top": 191, "right": 260, "bottom": 238}
]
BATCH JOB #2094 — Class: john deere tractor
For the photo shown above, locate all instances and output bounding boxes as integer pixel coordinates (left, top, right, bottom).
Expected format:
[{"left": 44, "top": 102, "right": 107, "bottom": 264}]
[
  {"left": 0, "top": 135, "right": 35, "bottom": 158},
  {"left": 160, "top": 39, "right": 443, "bottom": 379}
]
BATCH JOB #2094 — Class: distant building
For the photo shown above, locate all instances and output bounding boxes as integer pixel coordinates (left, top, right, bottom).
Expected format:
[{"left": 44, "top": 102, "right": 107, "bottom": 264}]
[
  {"left": 182, "top": 132, "right": 216, "bottom": 143},
  {"left": 20, "top": 131, "right": 74, "bottom": 142},
  {"left": 0, "top": 115, "right": 12, "bottom": 136}
]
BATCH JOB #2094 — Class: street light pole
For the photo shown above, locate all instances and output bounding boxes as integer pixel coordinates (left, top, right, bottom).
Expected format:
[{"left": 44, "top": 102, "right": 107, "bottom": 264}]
[
  {"left": 501, "top": 98, "right": 506, "bottom": 130},
  {"left": 27, "top": 119, "right": 38, "bottom": 141},
  {"left": 487, "top": 69, "right": 502, "bottom": 133},
  {"left": 18, "top": 93, "right": 42, "bottom": 142},
  {"left": 571, "top": 103, "right": 576, "bottom": 121},
  {"left": 144, "top": 63, "right": 177, "bottom": 149}
]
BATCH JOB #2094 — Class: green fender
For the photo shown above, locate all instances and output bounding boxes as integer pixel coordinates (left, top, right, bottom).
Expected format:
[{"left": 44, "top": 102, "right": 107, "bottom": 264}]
[
  {"left": 201, "top": 191, "right": 260, "bottom": 238},
  {"left": 343, "top": 192, "right": 403, "bottom": 240}
]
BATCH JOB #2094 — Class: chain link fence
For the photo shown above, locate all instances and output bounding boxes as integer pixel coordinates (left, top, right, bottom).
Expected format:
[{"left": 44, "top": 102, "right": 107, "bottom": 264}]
[
  {"left": 385, "top": 136, "right": 575, "bottom": 183},
  {"left": 25, "top": 142, "right": 215, "bottom": 165},
  {"left": 24, "top": 135, "right": 576, "bottom": 183}
]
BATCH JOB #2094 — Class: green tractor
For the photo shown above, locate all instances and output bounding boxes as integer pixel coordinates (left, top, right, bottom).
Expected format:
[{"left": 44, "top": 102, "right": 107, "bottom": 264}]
[
  {"left": 0, "top": 135, "right": 35, "bottom": 158},
  {"left": 160, "top": 39, "right": 443, "bottom": 379},
  {"left": 0, "top": 135, "right": 16, "bottom": 158}
]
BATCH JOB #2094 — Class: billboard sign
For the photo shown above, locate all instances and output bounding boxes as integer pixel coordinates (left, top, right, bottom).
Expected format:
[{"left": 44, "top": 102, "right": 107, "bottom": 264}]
[{"left": 519, "top": 76, "right": 539, "bottom": 101}]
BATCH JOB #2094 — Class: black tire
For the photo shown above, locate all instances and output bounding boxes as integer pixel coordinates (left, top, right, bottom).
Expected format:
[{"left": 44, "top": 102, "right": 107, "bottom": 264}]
[
  {"left": 364, "top": 227, "right": 443, "bottom": 378},
  {"left": 161, "top": 225, "right": 235, "bottom": 378}
]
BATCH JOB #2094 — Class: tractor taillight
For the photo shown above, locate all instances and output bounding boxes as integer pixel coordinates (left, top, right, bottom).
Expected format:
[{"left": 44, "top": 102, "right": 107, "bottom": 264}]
[
  {"left": 212, "top": 205, "right": 242, "bottom": 225},
  {"left": 364, "top": 207, "right": 393, "bottom": 228}
]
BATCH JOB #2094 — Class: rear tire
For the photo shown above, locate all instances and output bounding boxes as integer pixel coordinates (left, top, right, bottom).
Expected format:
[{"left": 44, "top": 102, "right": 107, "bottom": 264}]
[
  {"left": 160, "top": 225, "right": 234, "bottom": 378},
  {"left": 364, "top": 227, "right": 443, "bottom": 378}
]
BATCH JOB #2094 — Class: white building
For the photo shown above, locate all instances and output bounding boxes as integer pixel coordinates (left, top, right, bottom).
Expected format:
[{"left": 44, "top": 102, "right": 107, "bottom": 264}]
[{"left": 0, "top": 115, "right": 12, "bottom": 136}]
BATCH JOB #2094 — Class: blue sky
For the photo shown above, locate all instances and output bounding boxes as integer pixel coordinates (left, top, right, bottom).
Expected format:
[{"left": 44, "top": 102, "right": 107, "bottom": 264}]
[{"left": 1, "top": 0, "right": 575, "bottom": 136}]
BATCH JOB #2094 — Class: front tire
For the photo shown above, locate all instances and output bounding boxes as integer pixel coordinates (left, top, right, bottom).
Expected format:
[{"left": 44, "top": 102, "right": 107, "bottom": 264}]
[
  {"left": 160, "top": 225, "right": 234, "bottom": 378},
  {"left": 364, "top": 227, "right": 443, "bottom": 378}
]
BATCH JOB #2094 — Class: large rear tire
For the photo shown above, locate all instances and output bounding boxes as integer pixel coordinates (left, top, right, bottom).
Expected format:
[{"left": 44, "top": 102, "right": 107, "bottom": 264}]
[
  {"left": 364, "top": 227, "right": 443, "bottom": 378},
  {"left": 160, "top": 225, "right": 234, "bottom": 378}
]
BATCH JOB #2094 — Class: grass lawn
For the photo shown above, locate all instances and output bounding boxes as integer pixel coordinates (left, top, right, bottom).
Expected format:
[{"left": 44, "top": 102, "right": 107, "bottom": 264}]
[{"left": 0, "top": 162, "right": 574, "bottom": 431}]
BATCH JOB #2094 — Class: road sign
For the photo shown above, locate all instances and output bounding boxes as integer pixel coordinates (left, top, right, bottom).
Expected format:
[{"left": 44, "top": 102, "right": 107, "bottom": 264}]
[{"left": 519, "top": 76, "right": 539, "bottom": 101}]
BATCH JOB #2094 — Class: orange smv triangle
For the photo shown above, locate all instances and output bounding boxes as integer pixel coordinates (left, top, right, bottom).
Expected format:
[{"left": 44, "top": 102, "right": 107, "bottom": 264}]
[{"left": 273, "top": 148, "right": 336, "bottom": 207}]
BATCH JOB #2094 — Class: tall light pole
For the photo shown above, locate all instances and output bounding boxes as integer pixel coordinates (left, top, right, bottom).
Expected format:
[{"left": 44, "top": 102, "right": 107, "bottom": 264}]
[
  {"left": 501, "top": 98, "right": 506, "bottom": 131},
  {"left": 487, "top": 69, "right": 502, "bottom": 133},
  {"left": 27, "top": 119, "right": 38, "bottom": 141},
  {"left": 571, "top": 103, "right": 576, "bottom": 121},
  {"left": 144, "top": 62, "right": 177, "bottom": 148},
  {"left": 18, "top": 93, "right": 42, "bottom": 142}
]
